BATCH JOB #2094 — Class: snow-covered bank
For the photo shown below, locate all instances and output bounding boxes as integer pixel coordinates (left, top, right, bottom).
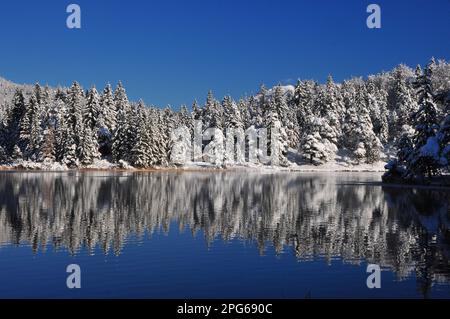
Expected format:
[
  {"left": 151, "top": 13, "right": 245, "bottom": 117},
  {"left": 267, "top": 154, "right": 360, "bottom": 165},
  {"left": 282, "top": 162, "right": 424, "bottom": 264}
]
[{"left": 0, "top": 160, "right": 386, "bottom": 173}]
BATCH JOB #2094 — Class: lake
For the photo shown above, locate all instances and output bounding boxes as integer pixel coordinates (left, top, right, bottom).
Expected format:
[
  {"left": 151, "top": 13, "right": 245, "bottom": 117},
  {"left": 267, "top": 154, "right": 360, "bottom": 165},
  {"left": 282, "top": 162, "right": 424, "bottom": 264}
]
[{"left": 0, "top": 170, "right": 449, "bottom": 299}]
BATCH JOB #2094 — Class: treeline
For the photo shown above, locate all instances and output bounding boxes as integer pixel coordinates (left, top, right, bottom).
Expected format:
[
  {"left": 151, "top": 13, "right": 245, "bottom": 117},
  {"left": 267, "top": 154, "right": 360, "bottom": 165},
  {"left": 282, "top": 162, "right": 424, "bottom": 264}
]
[{"left": 0, "top": 58, "right": 449, "bottom": 171}]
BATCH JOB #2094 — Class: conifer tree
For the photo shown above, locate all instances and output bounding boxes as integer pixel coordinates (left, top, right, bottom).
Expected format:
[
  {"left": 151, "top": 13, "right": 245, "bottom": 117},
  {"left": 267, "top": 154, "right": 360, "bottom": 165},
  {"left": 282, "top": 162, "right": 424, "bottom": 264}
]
[{"left": 408, "top": 60, "right": 440, "bottom": 177}]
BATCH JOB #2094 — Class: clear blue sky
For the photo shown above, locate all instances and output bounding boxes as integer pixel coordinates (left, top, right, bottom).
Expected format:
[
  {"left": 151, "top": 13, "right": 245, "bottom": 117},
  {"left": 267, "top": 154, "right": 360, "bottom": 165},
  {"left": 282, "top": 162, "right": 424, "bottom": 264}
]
[{"left": 0, "top": 0, "right": 449, "bottom": 108}]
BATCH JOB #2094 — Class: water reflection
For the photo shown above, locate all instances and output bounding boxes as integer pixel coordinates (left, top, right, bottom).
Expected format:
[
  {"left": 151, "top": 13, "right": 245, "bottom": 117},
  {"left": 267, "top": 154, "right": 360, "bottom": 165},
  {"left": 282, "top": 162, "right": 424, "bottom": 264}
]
[{"left": 0, "top": 171, "right": 449, "bottom": 295}]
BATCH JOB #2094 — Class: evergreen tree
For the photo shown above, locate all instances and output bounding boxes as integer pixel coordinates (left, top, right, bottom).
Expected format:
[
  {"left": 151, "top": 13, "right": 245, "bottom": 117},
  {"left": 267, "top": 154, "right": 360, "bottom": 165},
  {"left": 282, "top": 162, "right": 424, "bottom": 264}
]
[
  {"left": 272, "top": 85, "right": 299, "bottom": 148},
  {"left": 100, "top": 84, "right": 117, "bottom": 133},
  {"left": 265, "top": 99, "right": 288, "bottom": 166},
  {"left": 19, "top": 92, "right": 44, "bottom": 160},
  {"left": 408, "top": 61, "right": 440, "bottom": 177},
  {"left": 437, "top": 106, "right": 450, "bottom": 167},
  {"left": 343, "top": 85, "right": 381, "bottom": 163},
  {"left": 0, "top": 145, "right": 7, "bottom": 164},
  {"left": 112, "top": 82, "right": 132, "bottom": 162},
  {"left": 178, "top": 105, "right": 192, "bottom": 131},
  {"left": 66, "top": 81, "right": 85, "bottom": 157},
  {"left": 54, "top": 93, "right": 68, "bottom": 162},
  {"left": 293, "top": 80, "right": 316, "bottom": 133},
  {"left": 5, "top": 89, "right": 27, "bottom": 154},
  {"left": 192, "top": 100, "right": 202, "bottom": 121},
  {"left": 301, "top": 117, "right": 336, "bottom": 165},
  {"left": 131, "top": 107, "right": 152, "bottom": 168},
  {"left": 38, "top": 126, "right": 56, "bottom": 163},
  {"left": 11, "top": 144, "right": 22, "bottom": 162},
  {"left": 223, "top": 95, "right": 243, "bottom": 129},
  {"left": 85, "top": 86, "right": 101, "bottom": 131},
  {"left": 391, "top": 69, "right": 418, "bottom": 139},
  {"left": 203, "top": 91, "right": 223, "bottom": 129},
  {"left": 78, "top": 124, "right": 100, "bottom": 165}
]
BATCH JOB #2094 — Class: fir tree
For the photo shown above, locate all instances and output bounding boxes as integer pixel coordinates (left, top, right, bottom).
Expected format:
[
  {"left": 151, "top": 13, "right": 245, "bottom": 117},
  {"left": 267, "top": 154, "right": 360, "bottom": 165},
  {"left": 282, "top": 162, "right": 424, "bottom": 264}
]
[
  {"left": 5, "top": 89, "right": 27, "bottom": 154},
  {"left": 112, "top": 82, "right": 132, "bottom": 163},
  {"left": 408, "top": 60, "right": 440, "bottom": 177},
  {"left": 66, "top": 81, "right": 85, "bottom": 160},
  {"left": 100, "top": 84, "right": 117, "bottom": 133},
  {"left": 0, "top": 145, "right": 7, "bottom": 164},
  {"left": 85, "top": 86, "right": 101, "bottom": 131},
  {"left": 39, "top": 126, "right": 56, "bottom": 163},
  {"left": 78, "top": 124, "right": 100, "bottom": 165},
  {"left": 130, "top": 101, "right": 152, "bottom": 167}
]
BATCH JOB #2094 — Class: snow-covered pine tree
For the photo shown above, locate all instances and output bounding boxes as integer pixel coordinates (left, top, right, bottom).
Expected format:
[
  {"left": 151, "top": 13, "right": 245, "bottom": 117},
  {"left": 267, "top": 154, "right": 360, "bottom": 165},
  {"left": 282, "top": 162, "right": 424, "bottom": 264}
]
[
  {"left": 272, "top": 85, "right": 299, "bottom": 148},
  {"left": 178, "top": 105, "right": 193, "bottom": 132},
  {"left": 112, "top": 82, "right": 132, "bottom": 163},
  {"left": 18, "top": 97, "right": 32, "bottom": 156},
  {"left": 203, "top": 91, "right": 223, "bottom": 130},
  {"left": 33, "top": 83, "right": 42, "bottom": 104},
  {"left": 377, "top": 88, "right": 390, "bottom": 144},
  {"left": 315, "top": 77, "right": 341, "bottom": 149},
  {"left": 366, "top": 79, "right": 380, "bottom": 134},
  {"left": 408, "top": 60, "right": 441, "bottom": 177},
  {"left": 39, "top": 86, "right": 52, "bottom": 126},
  {"left": 396, "top": 125, "right": 415, "bottom": 165},
  {"left": 192, "top": 100, "right": 202, "bottom": 121},
  {"left": 43, "top": 87, "right": 58, "bottom": 131},
  {"left": 292, "top": 80, "right": 316, "bottom": 134},
  {"left": 60, "top": 122, "right": 78, "bottom": 167},
  {"left": 258, "top": 84, "right": 270, "bottom": 127},
  {"left": 343, "top": 84, "right": 381, "bottom": 164},
  {"left": 130, "top": 100, "right": 152, "bottom": 167},
  {"left": 21, "top": 93, "right": 43, "bottom": 160},
  {"left": 222, "top": 96, "right": 245, "bottom": 164},
  {"left": 264, "top": 98, "right": 288, "bottom": 166},
  {"left": 222, "top": 95, "right": 243, "bottom": 129},
  {"left": 301, "top": 121, "right": 331, "bottom": 165},
  {"left": 245, "top": 96, "right": 257, "bottom": 128},
  {"left": 5, "top": 89, "right": 27, "bottom": 155},
  {"left": 0, "top": 145, "right": 7, "bottom": 164},
  {"left": 238, "top": 98, "right": 250, "bottom": 129},
  {"left": 66, "top": 81, "right": 85, "bottom": 158},
  {"left": 85, "top": 86, "right": 101, "bottom": 132},
  {"left": 38, "top": 126, "right": 56, "bottom": 163},
  {"left": 97, "top": 84, "right": 115, "bottom": 157},
  {"left": 154, "top": 110, "right": 170, "bottom": 165},
  {"left": 162, "top": 107, "right": 177, "bottom": 166},
  {"left": 11, "top": 144, "right": 22, "bottom": 162},
  {"left": 78, "top": 122, "right": 100, "bottom": 166},
  {"left": 53, "top": 91, "right": 68, "bottom": 162},
  {"left": 324, "top": 75, "right": 344, "bottom": 141},
  {"left": 391, "top": 68, "right": 418, "bottom": 140},
  {"left": 100, "top": 84, "right": 117, "bottom": 133},
  {"left": 58, "top": 82, "right": 85, "bottom": 167},
  {"left": 145, "top": 108, "right": 160, "bottom": 165},
  {"left": 437, "top": 100, "right": 450, "bottom": 168}
]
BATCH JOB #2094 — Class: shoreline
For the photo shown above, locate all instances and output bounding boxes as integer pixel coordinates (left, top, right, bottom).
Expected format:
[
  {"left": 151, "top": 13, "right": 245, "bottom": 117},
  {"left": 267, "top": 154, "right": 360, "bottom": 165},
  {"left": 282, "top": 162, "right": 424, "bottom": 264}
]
[
  {"left": 0, "top": 163, "right": 386, "bottom": 173},
  {"left": 2, "top": 164, "right": 450, "bottom": 190}
]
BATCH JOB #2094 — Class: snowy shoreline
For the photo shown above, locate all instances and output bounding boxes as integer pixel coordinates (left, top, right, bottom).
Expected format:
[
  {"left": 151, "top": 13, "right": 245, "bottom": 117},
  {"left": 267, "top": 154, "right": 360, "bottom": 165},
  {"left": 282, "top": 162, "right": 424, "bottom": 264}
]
[{"left": 0, "top": 159, "right": 386, "bottom": 173}]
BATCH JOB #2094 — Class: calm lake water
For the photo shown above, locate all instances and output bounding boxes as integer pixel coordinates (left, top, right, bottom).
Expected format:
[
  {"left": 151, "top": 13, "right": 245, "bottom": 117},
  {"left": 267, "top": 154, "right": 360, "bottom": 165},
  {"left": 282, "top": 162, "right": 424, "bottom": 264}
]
[{"left": 0, "top": 171, "right": 449, "bottom": 299}]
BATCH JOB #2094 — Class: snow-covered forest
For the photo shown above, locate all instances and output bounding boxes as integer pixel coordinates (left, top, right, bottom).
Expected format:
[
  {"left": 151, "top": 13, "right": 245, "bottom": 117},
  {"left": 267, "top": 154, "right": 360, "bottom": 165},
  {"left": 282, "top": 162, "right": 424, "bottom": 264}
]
[{"left": 0, "top": 58, "right": 449, "bottom": 177}]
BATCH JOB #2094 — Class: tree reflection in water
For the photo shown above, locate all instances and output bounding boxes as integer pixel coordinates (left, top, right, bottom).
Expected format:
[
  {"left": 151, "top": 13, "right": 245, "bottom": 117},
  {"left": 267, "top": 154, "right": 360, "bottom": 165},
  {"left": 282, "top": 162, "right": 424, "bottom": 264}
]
[{"left": 0, "top": 171, "right": 449, "bottom": 296}]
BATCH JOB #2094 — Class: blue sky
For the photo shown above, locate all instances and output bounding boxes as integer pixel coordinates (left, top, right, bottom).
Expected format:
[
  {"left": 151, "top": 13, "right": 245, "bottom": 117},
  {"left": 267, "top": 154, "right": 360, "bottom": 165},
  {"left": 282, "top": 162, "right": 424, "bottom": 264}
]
[{"left": 0, "top": 0, "right": 449, "bottom": 108}]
